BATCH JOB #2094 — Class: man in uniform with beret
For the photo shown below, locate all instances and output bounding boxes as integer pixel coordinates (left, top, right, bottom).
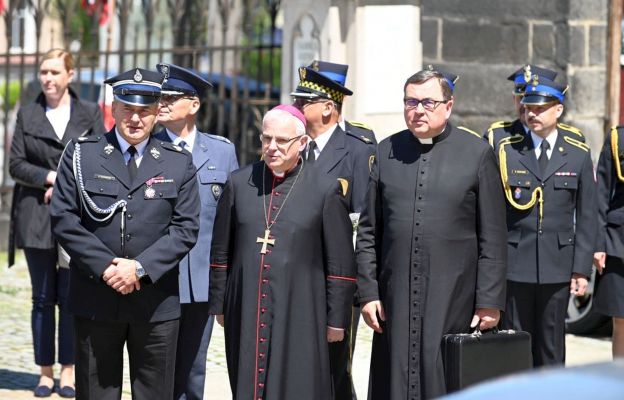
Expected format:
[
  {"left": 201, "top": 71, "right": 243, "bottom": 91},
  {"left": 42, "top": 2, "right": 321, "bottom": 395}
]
[
  {"left": 50, "top": 68, "right": 200, "bottom": 399},
  {"left": 485, "top": 64, "right": 585, "bottom": 147},
  {"left": 291, "top": 60, "right": 375, "bottom": 400},
  {"left": 154, "top": 63, "right": 239, "bottom": 400},
  {"left": 496, "top": 75, "right": 596, "bottom": 366}
]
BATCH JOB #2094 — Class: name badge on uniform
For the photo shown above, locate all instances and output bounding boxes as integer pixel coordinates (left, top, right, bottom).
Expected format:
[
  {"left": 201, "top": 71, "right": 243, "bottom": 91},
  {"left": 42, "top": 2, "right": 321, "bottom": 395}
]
[
  {"left": 212, "top": 184, "right": 222, "bottom": 200},
  {"left": 514, "top": 187, "right": 522, "bottom": 200}
]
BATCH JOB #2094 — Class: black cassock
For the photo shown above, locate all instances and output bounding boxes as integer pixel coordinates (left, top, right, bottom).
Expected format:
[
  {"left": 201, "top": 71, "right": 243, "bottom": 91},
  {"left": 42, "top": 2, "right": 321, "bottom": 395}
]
[
  {"left": 208, "top": 160, "right": 356, "bottom": 400},
  {"left": 356, "top": 125, "right": 507, "bottom": 399}
]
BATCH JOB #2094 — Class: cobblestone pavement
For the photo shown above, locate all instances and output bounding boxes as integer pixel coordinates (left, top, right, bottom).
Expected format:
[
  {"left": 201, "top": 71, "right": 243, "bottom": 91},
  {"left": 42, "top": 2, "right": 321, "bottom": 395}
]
[{"left": 0, "top": 253, "right": 613, "bottom": 399}]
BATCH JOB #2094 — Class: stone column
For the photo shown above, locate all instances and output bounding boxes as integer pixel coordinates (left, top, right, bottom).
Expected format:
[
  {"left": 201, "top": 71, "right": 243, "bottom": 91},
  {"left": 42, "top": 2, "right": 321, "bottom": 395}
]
[{"left": 281, "top": 0, "right": 422, "bottom": 140}]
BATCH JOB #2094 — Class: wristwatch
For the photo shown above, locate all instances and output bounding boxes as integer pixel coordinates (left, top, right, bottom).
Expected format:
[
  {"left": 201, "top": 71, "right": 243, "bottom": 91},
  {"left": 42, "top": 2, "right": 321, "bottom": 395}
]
[{"left": 135, "top": 261, "right": 147, "bottom": 279}]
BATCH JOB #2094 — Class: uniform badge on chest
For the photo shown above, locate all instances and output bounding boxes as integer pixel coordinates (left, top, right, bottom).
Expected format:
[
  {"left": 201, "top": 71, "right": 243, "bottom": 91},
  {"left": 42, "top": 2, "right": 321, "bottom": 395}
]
[
  {"left": 514, "top": 187, "right": 522, "bottom": 199},
  {"left": 212, "top": 184, "right": 222, "bottom": 200}
]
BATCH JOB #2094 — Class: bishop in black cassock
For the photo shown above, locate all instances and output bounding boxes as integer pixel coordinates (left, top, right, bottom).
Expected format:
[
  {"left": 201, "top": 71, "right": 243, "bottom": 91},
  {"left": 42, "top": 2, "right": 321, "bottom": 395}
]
[
  {"left": 208, "top": 105, "right": 356, "bottom": 400},
  {"left": 356, "top": 70, "right": 507, "bottom": 399}
]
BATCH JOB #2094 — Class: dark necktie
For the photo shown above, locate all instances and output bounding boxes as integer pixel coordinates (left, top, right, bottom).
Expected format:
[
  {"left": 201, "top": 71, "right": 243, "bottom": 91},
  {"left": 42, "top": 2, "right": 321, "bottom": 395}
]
[
  {"left": 127, "top": 146, "right": 138, "bottom": 182},
  {"left": 307, "top": 141, "right": 317, "bottom": 164},
  {"left": 179, "top": 140, "right": 188, "bottom": 150},
  {"left": 538, "top": 139, "right": 550, "bottom": 174}
]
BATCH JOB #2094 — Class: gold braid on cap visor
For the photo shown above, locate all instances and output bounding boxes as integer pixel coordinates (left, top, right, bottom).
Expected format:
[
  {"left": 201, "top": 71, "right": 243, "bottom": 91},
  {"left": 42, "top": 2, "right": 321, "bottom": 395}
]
[
  {"left": 498, "top": 134, "right": 544, "bottom": 230},
  {"left": 298, "top": 79, "right": 345, "bottom": 103},
  {"left": 611, "top": 126, "right": 624, "bottom": 183}
]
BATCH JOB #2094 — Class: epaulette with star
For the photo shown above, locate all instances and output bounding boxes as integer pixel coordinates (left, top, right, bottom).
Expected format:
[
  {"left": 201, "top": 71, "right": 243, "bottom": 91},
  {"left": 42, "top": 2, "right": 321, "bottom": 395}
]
[
  {"left": 348, "top": 120, "right": 373, "bottom": 131},
  {"left": 563, "top": 136, "right": 589, "bottom": 152},
  {"left": 345, "top": 130, "right": 375, "bottom": 145},
  {"left": 557, "top": 122, "right": 586, "bottom": 143},
  {"left": 74, "top": 135, "right": 101, "bottom": 144},
  {"left": 159, "top": 141, "right": 192, "bottom": 155},
  {"left": 486, "top": 120, "right": 516, "bottom": 148},
  {"left": 488, "top": 120, "right": 513, "bottom": 130},
  {"left": 457, "top": 126, "right": 481, "bottom": 139},
  {"left": 206, "top": 133, "right": 232, "bottom": 144}
]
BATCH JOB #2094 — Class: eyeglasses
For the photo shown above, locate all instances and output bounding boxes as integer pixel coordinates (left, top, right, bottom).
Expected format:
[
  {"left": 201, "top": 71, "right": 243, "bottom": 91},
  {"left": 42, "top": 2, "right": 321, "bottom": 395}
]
[
  {"left": 403, "top": 98, "right": 448, "bottom": 111},
  {"left": 259, "top": 134, "right": 304, "bottom": 149},
  {"left": 160, "top": 95, "right": 194, "bottom": 104},
  {"left": 293, "top": 97, "right": 330, "bottom": 108}
]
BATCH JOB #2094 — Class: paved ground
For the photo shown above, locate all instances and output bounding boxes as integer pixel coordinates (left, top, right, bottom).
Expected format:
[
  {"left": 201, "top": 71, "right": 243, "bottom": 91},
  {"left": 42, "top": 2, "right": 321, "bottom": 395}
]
[{"left": 0, "top": 253, "right": 614, "bottom": 399}]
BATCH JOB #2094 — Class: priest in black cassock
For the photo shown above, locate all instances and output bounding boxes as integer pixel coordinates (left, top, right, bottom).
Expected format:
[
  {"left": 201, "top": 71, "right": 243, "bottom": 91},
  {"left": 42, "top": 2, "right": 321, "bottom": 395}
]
[
  {"left": 208, "top": 104, "right": 356, "bottom": 400},
  {"left": 356, "top": 69, "right": 507, "bottom": 399}
]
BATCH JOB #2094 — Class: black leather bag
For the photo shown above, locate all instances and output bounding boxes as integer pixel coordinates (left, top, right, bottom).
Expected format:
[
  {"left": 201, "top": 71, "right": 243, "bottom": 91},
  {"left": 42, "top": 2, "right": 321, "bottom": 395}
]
[{"left": 442, "top": 329, "right": 532, "bottom": 393}]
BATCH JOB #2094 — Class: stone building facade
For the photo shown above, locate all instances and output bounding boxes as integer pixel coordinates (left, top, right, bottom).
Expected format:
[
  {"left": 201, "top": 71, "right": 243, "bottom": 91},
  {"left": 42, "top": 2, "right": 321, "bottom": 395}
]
[{"left": 421, "top": 0, "right": 609, "bottom": 159}]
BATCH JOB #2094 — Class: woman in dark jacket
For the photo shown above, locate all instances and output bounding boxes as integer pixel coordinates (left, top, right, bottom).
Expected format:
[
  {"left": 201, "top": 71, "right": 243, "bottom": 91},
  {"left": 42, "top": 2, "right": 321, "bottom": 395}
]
[{"left": 8, "top": 49, "right": 105, "bottom": 398}]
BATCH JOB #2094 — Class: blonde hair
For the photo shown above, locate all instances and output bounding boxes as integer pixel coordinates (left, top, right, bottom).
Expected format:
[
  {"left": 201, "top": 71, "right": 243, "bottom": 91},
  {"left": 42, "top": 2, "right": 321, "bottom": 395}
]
[{"left": 40, "top": 49, "right": 74, "bottom": 72}]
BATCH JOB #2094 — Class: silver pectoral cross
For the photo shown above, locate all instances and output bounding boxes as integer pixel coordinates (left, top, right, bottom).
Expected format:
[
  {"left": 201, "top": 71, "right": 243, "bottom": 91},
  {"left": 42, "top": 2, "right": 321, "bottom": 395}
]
[{"left": 256, "top": 229, "right": 275, "bottom": 254}]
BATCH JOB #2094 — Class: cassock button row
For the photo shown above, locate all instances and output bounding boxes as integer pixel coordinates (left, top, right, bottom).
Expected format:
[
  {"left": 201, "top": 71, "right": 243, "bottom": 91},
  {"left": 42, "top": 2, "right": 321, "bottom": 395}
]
[
  {"left": 261, "top": 308, "right": 267, "bottom": 313},
  {"left": 261, "top": 293, "right": 267, "bottom": 298},
  {"left": 260, "top": 323, "right": 266, "bottom": 328},
  {"left": 263, "top": 264, "right": 270, "bottom": 269},
  {"left": 271, "top": 205, "right": 278, "bottom": 210},
  {"left": 258, "top": 368, "right": 264, "bottom": 373},
  {"left": 274, "top": 191, "right": 281, "bottom": 196},
  {"left": 262, "top": 278, "right": 269, "bottom": 283},
  {"left": 258, "top": 383, "right": 264, "bottom": 388},
  {"left": 260, "top": 338, "right": 266, "bottom": 343},
  {"left": 259, "top": 353, "right": 265, "bottom": 358}
]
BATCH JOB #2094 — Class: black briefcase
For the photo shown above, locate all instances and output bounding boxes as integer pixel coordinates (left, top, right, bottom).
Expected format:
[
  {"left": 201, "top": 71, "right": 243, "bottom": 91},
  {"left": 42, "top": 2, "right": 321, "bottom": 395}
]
[{"left": 442, "top": 329, "right": 532, "bottom": 393}]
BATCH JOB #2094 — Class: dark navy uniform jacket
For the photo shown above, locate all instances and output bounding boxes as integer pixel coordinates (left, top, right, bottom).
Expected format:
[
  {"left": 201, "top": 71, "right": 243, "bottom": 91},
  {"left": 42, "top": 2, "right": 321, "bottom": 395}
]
[
  {"left": 596, "top": 126, "right": 624, "bottom": 259},
  {"left": 492, "top": 131, "right": 596, "bottom": 283},
  {"left": 314, "top": 124, "right": 376, "bottom": 214},
  {"left": 50, "top": 130, "right": 200, "bottom": 322},
  {"left": 153, "top": 129, "right": 238, "bottom": 304}
]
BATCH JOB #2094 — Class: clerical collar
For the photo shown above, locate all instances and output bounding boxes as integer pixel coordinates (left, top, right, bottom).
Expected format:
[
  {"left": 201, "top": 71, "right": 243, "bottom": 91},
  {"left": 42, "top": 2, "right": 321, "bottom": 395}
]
[
  {"left": 165, "top": 127, "right": 197, "bottom": 152},
  {"left": 269, "top": 158, "right": 303, "bottom": 179},
  {"left": 413, "top": 123, "right": 451, "bottom": 144}
]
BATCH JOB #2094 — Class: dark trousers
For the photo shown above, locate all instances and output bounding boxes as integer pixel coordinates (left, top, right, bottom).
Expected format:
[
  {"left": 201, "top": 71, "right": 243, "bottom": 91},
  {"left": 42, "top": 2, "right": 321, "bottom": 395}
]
[
  {"left": 329, "top": 306, "right": 360, "bottom": 400},
  {"left": 502, "top": 281, "right": 569, "bottom": 367},
  {"left": 174, "top": 302, "right": 215, "bottom": 400},
  {"left": 24, "top": 247, "right": 74, "bottom": 366},
  {"left": 74, "top": 316, "right": 179, "bottom": 400}
]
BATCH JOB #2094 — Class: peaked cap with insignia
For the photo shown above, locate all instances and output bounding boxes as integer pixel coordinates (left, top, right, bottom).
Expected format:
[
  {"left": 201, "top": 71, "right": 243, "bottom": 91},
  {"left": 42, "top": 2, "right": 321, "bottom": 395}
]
[
  {"left": 507, "top": 64, "right": 558, "bottom": 95},
  {"left": 157, "top": 63, "right": 212, "bottom": 98},
  {"left": 104, "top": 68, "right": 164, "bottom": 106},
  {"left": 291, "top": 60, "right": 353, "bottom": 104},
  {"left": 426, "top": 65, "right": 459, "bottom": 92},
  {"left": 521, "top": 75, "right": 568, "bottom": 105}
]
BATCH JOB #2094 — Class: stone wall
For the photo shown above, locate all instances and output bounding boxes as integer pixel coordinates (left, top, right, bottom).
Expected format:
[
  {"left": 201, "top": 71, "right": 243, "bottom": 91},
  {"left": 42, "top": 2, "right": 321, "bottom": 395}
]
[{"left": 421, "top": 0, "right": 608, "bottom": 159}]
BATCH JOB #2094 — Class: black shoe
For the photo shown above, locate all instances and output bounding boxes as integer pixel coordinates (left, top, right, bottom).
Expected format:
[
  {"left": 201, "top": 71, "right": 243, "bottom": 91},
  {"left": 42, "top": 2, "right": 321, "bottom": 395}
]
[
  {"left": 57, "top": 386, "right": 76, "bottom": 398},
  {"left": 33, "top": 384, "right": 54, "bottom": 397}
]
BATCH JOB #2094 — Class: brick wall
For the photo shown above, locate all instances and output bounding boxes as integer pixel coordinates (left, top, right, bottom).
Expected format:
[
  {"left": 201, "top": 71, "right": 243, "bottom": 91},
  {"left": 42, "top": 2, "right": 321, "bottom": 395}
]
[{"left": 421, "top": 0, "right": 609, "bottom": 158}]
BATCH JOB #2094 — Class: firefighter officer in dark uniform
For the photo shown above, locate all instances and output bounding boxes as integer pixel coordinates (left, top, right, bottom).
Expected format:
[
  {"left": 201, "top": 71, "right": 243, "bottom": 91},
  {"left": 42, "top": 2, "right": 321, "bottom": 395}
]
[
  {"left": 291, "top": 60, "right": 375, "bottom": 400},
  {"left": 50, "top": 68, "right": 200, "bottom": 399},
  {"left": 484, "top": 64, "right": 585, "bottom": 147},
  {"left": 495, "top": 75, "right": 596, "bottom": 367}
]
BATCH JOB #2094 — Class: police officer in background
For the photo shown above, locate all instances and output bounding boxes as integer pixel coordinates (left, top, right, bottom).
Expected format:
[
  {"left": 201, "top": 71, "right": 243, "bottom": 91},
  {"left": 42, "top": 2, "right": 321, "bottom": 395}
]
[
  {"left": 291, "top": 60, "right": 375, "bottom": 400},
  {"left": 485, "top": 64, "right": 585, "bottom": 147},
  {"left": 495, "top": 75, "right": 596, "bottom": 366},
  {"left": 50, "top": 68, "right": 200, "bottom": 399},
  {"left": 154, "top": 63, "right": 239, "bottom": 400}
]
